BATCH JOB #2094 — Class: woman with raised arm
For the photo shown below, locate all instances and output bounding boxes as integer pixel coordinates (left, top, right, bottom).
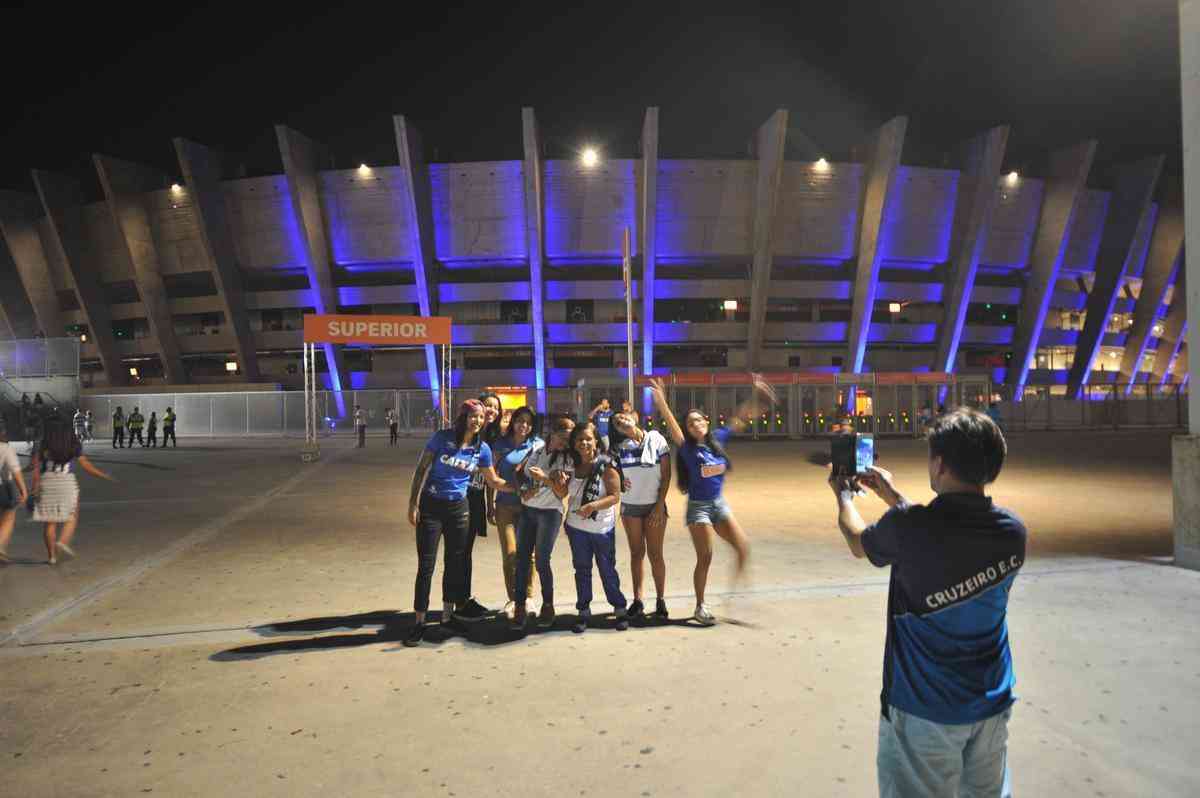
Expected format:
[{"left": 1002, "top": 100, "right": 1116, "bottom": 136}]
[
  {"left": 648, "top": 375, "right": 777, "bottom": 626},
  {"left": 488, "top": 406, "right": 543, "bottom": 618},
  {"left": 564, "top": 421, "right": 628, "bottom": 633},
  {"left": 611, "top": 411, "right": 672, "bottom": 621},
  {"left": 510, "top": 415, "right": 575, "bottom": 631},
  {"left": 404, "top": 399, "right": 513, "bottom": 647}
]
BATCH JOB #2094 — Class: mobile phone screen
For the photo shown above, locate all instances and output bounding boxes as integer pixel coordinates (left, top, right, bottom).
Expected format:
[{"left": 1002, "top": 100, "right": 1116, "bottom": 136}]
[{"left": 855, "top": 434, "right": 875, "bottom": 474}]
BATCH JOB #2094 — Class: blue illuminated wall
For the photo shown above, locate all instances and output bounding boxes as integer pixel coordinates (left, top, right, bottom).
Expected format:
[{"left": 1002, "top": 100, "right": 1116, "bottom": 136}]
[
  {"left": 429, "top": 161, "right": 527, "bottom": 267},
  {"left": 543, "top": 159, "right": 637, "bottom": 262}
]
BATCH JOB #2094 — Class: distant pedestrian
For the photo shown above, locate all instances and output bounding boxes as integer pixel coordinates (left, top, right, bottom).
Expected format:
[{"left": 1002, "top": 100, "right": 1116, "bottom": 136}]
[
  {"left": 31, "top": 417, "right": 115, "bottom": 564},
  {"left": 0, "top": 420, "right": 30, "bottom": 563},
  {"left": 162, "top": 407, "right": 177, "bottom": 448},
  {"left": 386, "top": 408, "right": 399, "bottom": 446},
  {"left": 73, "top": 409, "right": 87, "bottom": 442},
  {"left": 354, "top": 405, "right": 366, "bottom": 448},
  {"left": 146, "top": 412, "right": 159, "bottom": 448},
  {"left": 590, "top": 398, "right": 613, "bottom": 452},
  {"left": 111, "top": 406, "right": 126, "bottom": 449},
  {"left": 127, "top": 407, "right": 145, "bottom": 447},
  {"left": 84, "top": 411, "right": 94, "bottom": 443}
]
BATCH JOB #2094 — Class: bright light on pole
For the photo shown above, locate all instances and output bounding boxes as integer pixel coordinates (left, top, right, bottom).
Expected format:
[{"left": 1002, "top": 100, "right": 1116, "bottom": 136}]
[{"left": 581, "top": 147, "right": 599, "bottom": 168}]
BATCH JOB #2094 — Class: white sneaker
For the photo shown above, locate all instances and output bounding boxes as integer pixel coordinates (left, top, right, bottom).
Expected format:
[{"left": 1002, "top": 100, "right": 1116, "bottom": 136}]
[
  {"left": 693, "top": 604, "right": 716, "bottom": 626},
  {"left": 56, "top": 542, "right": 76, "bottom": 559},
  {"left": 503, "top": 600, "right": 516, "bottom": 619}
]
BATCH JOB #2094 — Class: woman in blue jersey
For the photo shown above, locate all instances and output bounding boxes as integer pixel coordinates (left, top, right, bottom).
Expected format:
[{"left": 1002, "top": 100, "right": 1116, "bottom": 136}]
[
  {"left": 487, "top": 406, "right": 543, "bottom": 619},
  {"left": 511, "top": 415, "right": 575, "bottom": 631},
  {"left": 405, "top": 399, "right": 512, "bottom": 647},
  {"left": 612, "top": 411, "right": 672, "bottom": 621},
  {"left": 648, "top": 375, "right": 776, "bottom": 626},
  {"left": 564, "top": 421, "right": 627, "bottom": 633}
]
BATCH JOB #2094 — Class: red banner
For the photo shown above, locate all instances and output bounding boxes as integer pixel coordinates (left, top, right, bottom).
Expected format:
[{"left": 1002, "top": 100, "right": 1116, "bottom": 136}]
[
  {"left": 674, "top": 372, "right": 714, "bottom": 386},
  {"left": 303, "top": 314, "right": 452, "bottom": 345}
]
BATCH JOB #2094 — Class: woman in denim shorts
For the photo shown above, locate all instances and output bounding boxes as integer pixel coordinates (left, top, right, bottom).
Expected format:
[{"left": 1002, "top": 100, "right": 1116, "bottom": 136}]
[{"left": 648, "top": 375, "right": 777, "bottom": 625}]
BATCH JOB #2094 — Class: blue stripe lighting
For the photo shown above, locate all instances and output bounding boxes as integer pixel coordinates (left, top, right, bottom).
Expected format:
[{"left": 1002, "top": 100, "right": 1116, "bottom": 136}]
[{"left": 543, "top": 160, "right": 637, "bottom": 263}]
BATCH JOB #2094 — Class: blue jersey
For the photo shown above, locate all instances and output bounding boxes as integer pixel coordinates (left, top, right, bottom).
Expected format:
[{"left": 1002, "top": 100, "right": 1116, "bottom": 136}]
[
  {"left": 422, "top": 429, "right": 494, "bottom": 501},
  {"left": 490, "top": 436, "right": 543, "bottom": 507},
  {"left": 593, "top": 410, "right": 613, "bottom": 437},
  {"left": 862, "top": 493, "right": 1026, "bottom": 725},
  {"left": 679, "top": 426, "right": 730, "bottom": 501}
]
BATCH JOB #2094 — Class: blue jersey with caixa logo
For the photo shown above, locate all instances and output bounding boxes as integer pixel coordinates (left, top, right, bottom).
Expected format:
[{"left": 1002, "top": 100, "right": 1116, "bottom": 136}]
[
  {"left": 422, "top": 429, "right": 493, "bottom": 501},
  {"left": 679, "top": 427, "right": 731, "bottom": 501},
  {"left": 593, "top": 410, "right": 613, "bottom": 437},
  {"left": 862, "top": 493, "right": 1026, "bottom": 725}
]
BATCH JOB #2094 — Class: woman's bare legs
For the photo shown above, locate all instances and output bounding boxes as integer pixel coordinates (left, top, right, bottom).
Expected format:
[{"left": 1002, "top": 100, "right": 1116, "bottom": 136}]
[
  {"left": 0, "top": 509, "right": 16, "bottom": 558},
  {"left": 57, "top": 510, "right": 79, "bottom": 554},
  {"left": 712, "top": 514, "right": 750, "bottom": 575},
  {"left": 643, "top": 513, "right": 668, "bottom": 601},
  {"left": 43, "top": 523, "right": 58, "bottom": 563},
  {"left": 622, "top": 515, "right": 647, "bottom": 600},
  {"left": 687, "top": 523, "right": 714, "bottom": 605}
]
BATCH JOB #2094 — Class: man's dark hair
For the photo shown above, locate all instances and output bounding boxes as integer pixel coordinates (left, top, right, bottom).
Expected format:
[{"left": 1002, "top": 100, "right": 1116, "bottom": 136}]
[{"left": 926, "top": 407, "right": 1006, "bottom": 486}]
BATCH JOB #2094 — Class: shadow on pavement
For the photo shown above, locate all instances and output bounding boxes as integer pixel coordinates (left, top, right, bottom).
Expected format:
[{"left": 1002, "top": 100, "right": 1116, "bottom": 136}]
[{"left": 209, "top": 609, "right": 700, "bottom": 661}]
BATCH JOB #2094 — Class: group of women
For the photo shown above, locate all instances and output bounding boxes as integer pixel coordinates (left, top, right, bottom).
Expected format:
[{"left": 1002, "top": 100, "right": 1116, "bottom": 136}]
[{"left": 403, "top": 375, "right": 777, "bottom": 647}]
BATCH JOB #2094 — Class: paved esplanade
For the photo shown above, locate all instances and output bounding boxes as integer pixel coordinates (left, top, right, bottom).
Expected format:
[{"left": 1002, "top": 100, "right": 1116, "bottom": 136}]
[{"left": 0, "top": 434, "right": 1197, "bottom": 796}]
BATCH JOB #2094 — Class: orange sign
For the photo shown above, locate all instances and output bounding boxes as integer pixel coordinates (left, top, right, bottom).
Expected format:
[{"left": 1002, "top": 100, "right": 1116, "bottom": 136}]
[{"left": 303, "top": 314, "right": 452, "bottom": 345}]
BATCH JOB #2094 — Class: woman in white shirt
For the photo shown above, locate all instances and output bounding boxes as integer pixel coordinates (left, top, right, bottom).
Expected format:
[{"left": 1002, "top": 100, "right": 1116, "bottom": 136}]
[
  {"left": 564, "top": 421, "right": 628, "bottom": 634},
  {"left": 612, "top": 412, "right": 672, "bottom": 621},
  {"left": 0, "top": 421, "right": 30, "bottom": 563}
]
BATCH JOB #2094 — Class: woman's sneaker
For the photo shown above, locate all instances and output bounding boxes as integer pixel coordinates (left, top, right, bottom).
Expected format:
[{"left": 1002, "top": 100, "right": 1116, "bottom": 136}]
[
  {"left": 693, "top": 604, "right": 716, "bottom": 626},
  {"left": 403, "top": 623, "right": 424, "bottom": 647},
  {"left": 626, "top": 599, "right": 645, "bottom": 620},
  {"left": 56, "top": 542, "right": 76, "bottom": 559},
  {"left": 572, "top": 610, "right": 590, "bottom": 634},
  {"left": 614, "top": 611, "right": 629, "bottom": 632},
  {"left": 511, "top": 604, "right": 527, "bottom": 631},
  {"left": 537, "top": 603, "right": 556, "bottom": 628},
  {"left": 454, "top": 597, "right": 490, "bottom": 623},
  {"left": 503, "top": 600, "right": 516, "bottom": 620},
  {"left": 653, "top": 598, "right": 669, "bottom": 620}
]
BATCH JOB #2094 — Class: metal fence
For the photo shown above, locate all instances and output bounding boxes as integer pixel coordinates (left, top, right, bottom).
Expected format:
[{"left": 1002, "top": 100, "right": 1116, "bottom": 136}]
[
  {"left": 80, "top": 390, "right": 442, "bottom": 439},
  {"left": 993, "top": 383, "right": 1190, "bottom": 432},
  {"left": 0, "top": 338, "right": 80, "bottom": 378}
]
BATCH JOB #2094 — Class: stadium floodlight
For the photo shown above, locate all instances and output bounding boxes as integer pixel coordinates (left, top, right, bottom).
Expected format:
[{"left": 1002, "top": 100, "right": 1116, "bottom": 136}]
[
  {"left": 888, "top": 302, "right": 902, "bottom": 314},
  {"left": 1006, "top": 171, "right": 1019, "bottom": 184},
  {"left": 226, "top": 360, "right": 239, "bottom": 373},
  {"left": 815, "top": 157, "right": 830, "bottom": 171},
  {"left": 581, "top": 148, "right": 599, "bottom": 168}
]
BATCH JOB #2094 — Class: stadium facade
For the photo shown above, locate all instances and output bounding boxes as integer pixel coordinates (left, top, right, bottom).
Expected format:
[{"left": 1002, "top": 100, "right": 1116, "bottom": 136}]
[{"left": 0, "top": 109, "right": 1189, "bottom": 405}]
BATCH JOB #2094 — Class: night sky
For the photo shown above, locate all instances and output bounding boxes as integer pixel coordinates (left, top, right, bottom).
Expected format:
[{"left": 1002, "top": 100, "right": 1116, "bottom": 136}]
[{"left": 0, "top": 1, "right": 1184, "bottom": 196}]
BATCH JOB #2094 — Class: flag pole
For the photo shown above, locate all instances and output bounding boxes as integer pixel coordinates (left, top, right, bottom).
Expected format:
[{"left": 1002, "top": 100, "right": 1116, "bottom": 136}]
[{"left": 624, "top": 226, "right": 635, "bottom": 406}]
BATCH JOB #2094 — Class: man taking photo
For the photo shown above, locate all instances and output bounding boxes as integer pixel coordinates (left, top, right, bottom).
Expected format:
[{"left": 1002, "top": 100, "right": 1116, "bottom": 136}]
[{"left": 830, "top": 407, "right": 1026, "bottom": 798}]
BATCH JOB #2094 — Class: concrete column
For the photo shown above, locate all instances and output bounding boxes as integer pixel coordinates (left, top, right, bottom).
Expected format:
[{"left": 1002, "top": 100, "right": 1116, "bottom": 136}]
[
  {"left": 1154, "top": 269, "right": 1188, "bottom": 385},
  {"left": 933, "top": 126, "right": 1010, "bottom": 374},
  {"left": 172, "top": 138, "right": 261, "bottom": 381},
  {"left": 93, "top": 154, "right": 187, "bottom": 384},
  {"left": 747, "top": 109, "right": 788, "bottom": 370},
  {"left": 846, "top": 116, "right": 907, "bottom": 374},
  {"left": 392, "top": 116, "right": 442, "bottom": 406},
  {"left": 1066, "top": 156, "right": 1164, "bottom": 397},
  {"left": 0, "top": 191, "right": 63, "bottom": 341},
  {"left": 30, "top": 170, "right": 126, "bottom": 386},
  {"left": 521, "top": 108, "right": 548, "bottom": 412},
  {"left": 274, "top": 125, "right": 347, "bottom": 398},
  {"left": 1006, "top": 140, "right": 1097, "bottom": 397},
  {"left": 640, "top": 107, "right": 660, "bottom": 381},
  {"left": 1120, "top": 180, "right": 1184, "bottom": 394}
]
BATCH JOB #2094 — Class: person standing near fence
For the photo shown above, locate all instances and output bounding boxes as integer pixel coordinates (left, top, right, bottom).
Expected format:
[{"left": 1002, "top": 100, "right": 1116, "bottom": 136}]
[
  {"left": 386, "top": 408, "right": 399, "bottom": 446},
  {"left": 590, "top": 398, "right": 613, "bottom": 451},
  {"left": 111, "top": 406, "right": 126, "bottom": 449},
  {"left": 162, "top": 407, "right": 177, "bottom": 448},
  {"left": 146, "top": 412, "right": 158, "bottom": 448},
  {"left": 84, "top": 411, "right": 94, "bottom": 443},
  {"left": 354, "top": 405, "right": 367, "bottom": 448},
  {"left": 127, "top": 407, "right": 145, "bottom": 447},
  {"left": 73, "top": 409, "right": 87, "bottom": 443}
]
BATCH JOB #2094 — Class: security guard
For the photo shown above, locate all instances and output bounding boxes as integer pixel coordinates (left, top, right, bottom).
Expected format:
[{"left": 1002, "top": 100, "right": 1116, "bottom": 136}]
[
  {"left": 127, "top": 406, "right": 145, "bottom": 447},
  {"left": 162, "top": 407, "right": 177, "bottom": 448},
  {"left": 112, "top": 406, "right": 126, "bottom": 448}
]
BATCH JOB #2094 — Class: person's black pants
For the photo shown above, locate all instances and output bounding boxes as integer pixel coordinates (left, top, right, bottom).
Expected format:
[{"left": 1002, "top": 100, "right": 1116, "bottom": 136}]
[
  {"left": 413, "top": 494, "right": 470, "bottom": 613},
  {"left": 113, "top": 428, "right": 124, "bottom": 448},
  {"left": 129, "top": 429, "right": 144, "bottom": 446},
  {"left": 389, "top": 423, "right": 399, "bottom": 446},
  {"left": 147, "top": 430, "right": 157, "bottom": 447},
  {"left": 163, "top": 427, "right": 176, "bottom": 447},
  {"left": 465, "top": 486, "right": 490, "bottom": 598}
]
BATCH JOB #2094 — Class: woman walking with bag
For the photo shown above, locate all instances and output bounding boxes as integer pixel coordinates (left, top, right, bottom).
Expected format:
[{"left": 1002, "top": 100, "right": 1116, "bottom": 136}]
[
  {"left": 31, "top": 417, "right": 116, "bottom": 564},
  {"left": 648, "top": 375, "right": 775, "bottom": 625},
  {"left": 404, "top": 400, "right": 513, "bottom": 647},
  {"left": 0, "top": 420, "right": 30, "bottom": 563},
  {"left": 488, "top": 406, "right": 542, "bottom": 618}
]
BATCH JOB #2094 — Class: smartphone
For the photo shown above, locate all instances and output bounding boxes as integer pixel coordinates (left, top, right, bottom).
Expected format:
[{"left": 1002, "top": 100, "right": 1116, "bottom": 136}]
[{"left": 831, "top": 432, "right": 875, "bottom": 477}]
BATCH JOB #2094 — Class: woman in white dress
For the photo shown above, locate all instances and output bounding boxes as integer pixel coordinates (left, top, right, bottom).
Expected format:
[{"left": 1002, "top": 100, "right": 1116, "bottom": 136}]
[
  {"left": 31, "top": 418, "right": 115, "bottom": 564},
  {"left": 0, "top": 420, "right": 30, "bottom": 563}
]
